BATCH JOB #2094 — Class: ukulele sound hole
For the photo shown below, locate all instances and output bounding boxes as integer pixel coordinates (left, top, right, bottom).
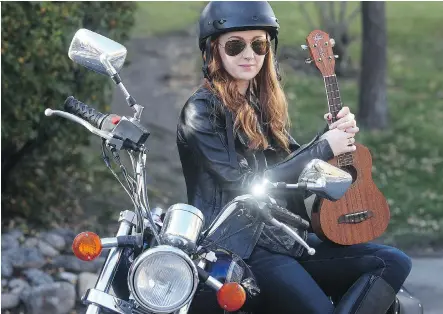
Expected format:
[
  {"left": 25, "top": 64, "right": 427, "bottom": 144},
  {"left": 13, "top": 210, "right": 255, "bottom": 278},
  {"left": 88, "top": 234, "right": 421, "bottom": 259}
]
[{"left": 340, "top": 165, "right": 358, "bottom": 184}]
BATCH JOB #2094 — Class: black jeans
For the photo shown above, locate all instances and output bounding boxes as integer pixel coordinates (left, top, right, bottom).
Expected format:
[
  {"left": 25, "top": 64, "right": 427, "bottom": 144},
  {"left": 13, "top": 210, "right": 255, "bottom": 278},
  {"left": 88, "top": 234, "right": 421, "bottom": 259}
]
[{"left": 247, "top": 233, "right": 412, "bottom": 314}]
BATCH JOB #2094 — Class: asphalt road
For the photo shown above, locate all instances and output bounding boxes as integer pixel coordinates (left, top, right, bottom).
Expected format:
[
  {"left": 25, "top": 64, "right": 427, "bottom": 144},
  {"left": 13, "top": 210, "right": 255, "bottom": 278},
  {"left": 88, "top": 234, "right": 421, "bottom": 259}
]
[{"left": 405, "top": 257, "right": 443, "bottom": 314}]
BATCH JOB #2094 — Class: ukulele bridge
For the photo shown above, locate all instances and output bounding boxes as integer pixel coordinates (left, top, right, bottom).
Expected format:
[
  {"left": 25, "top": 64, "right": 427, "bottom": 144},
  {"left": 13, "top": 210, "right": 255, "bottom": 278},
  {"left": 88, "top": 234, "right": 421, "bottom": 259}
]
[{"left": 338, "top": 210, "right": 374, "bottom": 224}]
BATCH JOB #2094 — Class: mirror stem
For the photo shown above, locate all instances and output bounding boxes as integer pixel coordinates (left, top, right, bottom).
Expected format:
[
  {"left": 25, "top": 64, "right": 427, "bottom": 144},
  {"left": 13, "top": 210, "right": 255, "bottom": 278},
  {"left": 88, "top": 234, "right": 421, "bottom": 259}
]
[{"left": 100, "top": 54, "right": 144, "bottom": 120}]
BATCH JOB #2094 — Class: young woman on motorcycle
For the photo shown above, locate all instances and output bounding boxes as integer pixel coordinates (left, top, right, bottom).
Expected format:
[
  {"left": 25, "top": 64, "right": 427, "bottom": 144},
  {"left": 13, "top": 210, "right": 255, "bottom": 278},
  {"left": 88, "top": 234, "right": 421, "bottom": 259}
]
[{"left": 176, "top": 2, "right": 412, "bottom": 313}]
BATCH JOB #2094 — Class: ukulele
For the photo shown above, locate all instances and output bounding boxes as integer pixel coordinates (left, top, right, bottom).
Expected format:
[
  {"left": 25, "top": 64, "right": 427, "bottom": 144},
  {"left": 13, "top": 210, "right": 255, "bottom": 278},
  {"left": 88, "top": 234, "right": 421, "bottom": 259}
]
[{"left": 303, "top": 30, "right": 390, "bottom": 245}]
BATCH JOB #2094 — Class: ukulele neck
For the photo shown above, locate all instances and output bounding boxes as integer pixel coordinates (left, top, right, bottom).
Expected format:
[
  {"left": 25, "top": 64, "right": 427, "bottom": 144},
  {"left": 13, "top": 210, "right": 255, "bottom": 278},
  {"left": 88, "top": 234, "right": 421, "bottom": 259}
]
[{"left": 323, "top": 74, "right": 354, "bottom": 167}]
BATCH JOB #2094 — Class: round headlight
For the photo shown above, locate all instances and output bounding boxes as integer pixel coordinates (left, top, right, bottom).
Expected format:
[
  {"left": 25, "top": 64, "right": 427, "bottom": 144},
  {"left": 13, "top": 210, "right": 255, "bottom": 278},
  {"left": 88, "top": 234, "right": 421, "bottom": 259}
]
[{"left": 127, "top": 245, "right": 198, "bottom": 313}]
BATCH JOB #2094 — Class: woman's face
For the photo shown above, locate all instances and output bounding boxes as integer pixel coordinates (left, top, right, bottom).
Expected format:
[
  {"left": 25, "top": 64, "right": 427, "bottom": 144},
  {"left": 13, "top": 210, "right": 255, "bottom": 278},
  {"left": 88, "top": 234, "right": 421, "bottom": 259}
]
[{"left": 217, "top": 30, "right": 268, "bottom": 83}]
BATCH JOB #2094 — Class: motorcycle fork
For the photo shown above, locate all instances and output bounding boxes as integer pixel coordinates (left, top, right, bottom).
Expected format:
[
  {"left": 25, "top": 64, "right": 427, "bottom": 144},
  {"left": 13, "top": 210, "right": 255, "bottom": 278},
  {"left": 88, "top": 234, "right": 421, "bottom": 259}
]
[{"left": 83, "top": 210, "right": 137, "bottom": 314}]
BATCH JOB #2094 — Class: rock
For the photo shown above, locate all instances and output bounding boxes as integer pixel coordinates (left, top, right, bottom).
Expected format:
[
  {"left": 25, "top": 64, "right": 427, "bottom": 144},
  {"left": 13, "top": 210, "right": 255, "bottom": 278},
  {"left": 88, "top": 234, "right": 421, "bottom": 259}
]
[
  {"left": 77, "top": 272, "right": 99, "bottom": 299},
  {"left": 9, "top": 278, "right": 30, "bottom": 294},
  {"left": 23, "top": 237, "right": 39, "bottom": 248},
  {"left": 23, "top": 269, "right": 54, "bottom": 287},
  {"left": 2, "top": 279, "right": 8, "bottom": 288},
  {"left": 37, "top": 240, "right": 59, "bottom": 257},
  {"left": 51, "top": 229, "right": 76, "bottom": 251},
  {"left": 52, "top": 255, "right": 105, "bottom": 273},
  {"left": 1, "top": 234, "right": 20, "bottom": 251},
  {"left": 20, "top": 282, "right": 76, "bottom": 314},
  {"left": 1, "top": 255, "right": 13, "bottom": 278},
  {"left": 1, "top": 293, "right": 20, "bottom": 309},
  {"left": 6, "top": 229, "right": 24, "bottom": 240},
  {"left": 39, "top": 232, "right": 66, "bottom": 251},
  {"left": 57, "top": 272, "right": 78, "bottom": 285},
  {"left": 4, "top": 247, "right": 46, "bottom": 269}
]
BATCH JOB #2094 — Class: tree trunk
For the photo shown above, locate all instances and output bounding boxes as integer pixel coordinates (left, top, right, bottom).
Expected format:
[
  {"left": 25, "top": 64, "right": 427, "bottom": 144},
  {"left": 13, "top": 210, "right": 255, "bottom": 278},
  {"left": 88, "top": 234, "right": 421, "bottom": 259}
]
[{"left": 357, "top": 2, "right": 388, "bottom": 130}]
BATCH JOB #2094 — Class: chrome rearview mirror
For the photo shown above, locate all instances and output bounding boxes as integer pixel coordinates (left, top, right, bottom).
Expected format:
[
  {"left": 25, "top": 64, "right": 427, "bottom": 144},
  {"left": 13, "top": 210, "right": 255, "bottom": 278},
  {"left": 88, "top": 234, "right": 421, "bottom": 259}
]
[
  {"left": 68, "top": 29, "right": 144, "bottom": 120},
  {"left": 68, "top": 28, "right": 127, "bottom": 76},
  {"left": 298, "top": 159, "right": 352, "bottom": 201}
]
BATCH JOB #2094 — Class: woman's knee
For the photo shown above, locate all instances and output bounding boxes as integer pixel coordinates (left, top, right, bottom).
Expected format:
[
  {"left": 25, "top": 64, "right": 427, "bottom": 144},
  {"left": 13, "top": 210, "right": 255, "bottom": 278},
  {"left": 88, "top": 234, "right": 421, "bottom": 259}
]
[{"left": 375, "top": 246, "right": 412, "bottom": 291}]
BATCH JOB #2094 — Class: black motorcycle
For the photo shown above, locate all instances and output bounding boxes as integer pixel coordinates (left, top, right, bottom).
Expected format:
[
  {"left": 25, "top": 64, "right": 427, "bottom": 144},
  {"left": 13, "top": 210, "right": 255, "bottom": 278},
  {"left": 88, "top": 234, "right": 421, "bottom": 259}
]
[{"left": 44, "top": 28, "right": 423, "bottom": 314}]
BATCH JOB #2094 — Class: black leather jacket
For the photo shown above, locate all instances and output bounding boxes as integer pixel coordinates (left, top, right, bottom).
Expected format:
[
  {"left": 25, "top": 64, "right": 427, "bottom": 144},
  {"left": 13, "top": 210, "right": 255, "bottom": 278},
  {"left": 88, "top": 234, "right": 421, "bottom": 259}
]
[{"left": 176, "top": 86, "right": 334, "bottom": 259}]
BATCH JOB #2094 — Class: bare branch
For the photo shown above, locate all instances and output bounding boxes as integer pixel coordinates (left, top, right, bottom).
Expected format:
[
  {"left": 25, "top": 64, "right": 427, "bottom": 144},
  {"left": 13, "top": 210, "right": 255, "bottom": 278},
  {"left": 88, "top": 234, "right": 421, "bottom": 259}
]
[{"left": 298, "top": 3, "right": 316, "bottom": 30}]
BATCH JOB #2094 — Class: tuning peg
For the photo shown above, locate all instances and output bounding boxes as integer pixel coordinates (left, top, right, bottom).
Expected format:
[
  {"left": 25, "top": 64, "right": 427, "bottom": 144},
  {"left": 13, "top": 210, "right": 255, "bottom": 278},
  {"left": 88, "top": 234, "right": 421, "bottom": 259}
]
[
  {"left": 334, "top": 55, "right": 339, "bottom": 59},
  {"left": 304, "top": 58, "right": 313, "bottom": 64},
  {"left": 301, "top": 44, "right": 308, "bottom": 50},
  {"left": 329, "top": 38, "right": 336, "bottom": 47}
]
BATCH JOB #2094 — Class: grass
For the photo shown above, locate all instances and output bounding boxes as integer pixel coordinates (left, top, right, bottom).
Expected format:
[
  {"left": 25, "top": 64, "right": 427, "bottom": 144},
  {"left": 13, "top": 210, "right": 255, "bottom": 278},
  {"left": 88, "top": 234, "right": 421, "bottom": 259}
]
[{"left": 131, "top": 2, "right": 443, "bottom": 248}]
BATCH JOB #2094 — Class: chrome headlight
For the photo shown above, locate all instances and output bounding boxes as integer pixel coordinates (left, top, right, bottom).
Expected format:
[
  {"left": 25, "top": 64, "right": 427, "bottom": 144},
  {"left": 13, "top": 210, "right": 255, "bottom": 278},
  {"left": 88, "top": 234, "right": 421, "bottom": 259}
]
[{"left": 127, "top": 245, "right": 198, "bottom": 313}]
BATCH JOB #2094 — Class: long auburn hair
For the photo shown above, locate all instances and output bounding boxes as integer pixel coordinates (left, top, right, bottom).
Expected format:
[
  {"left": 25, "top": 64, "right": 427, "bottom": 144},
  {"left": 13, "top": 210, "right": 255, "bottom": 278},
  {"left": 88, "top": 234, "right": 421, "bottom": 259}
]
[{"left": 203, "top": 34, "right": 291, "bottom": 153}]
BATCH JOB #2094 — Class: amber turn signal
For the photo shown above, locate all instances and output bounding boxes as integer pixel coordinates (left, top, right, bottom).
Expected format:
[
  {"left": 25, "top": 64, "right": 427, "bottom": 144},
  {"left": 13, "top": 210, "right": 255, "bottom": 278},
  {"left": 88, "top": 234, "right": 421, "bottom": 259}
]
[
  {"left": 72, "top": 231, "right": 102, "bottom": 261},
  {"left": 216, "top": 282, "right": 246, "bottom": 312}
]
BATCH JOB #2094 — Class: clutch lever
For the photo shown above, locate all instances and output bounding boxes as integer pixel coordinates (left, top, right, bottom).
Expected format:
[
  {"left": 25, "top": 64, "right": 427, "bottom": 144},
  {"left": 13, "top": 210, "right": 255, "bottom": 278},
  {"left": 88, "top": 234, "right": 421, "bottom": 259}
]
[{"left": 254, "top": 196, "right": 316, "bottom": 256}]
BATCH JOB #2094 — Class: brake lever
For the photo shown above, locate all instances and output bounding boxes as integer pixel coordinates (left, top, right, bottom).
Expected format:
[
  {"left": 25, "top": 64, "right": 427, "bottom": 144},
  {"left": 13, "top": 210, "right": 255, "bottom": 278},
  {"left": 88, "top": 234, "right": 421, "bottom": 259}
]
[
  {"left": 254, "top": 199, "right": 316, "bottom": 255},
  {"left": 45, "top": 109, "right": 113, "bottom": 140},
  {"left": 45, "top": 108, "right": 144, "bottom": 152}
]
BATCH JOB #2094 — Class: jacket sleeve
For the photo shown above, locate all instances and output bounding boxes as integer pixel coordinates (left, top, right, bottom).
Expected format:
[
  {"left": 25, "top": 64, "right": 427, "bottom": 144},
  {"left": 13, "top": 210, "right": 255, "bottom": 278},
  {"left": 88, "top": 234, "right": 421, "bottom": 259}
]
[
  {"left": 179, "top": 98, "right": 259, "bottom": 190},
  {"left": 266, "top": 135, "right": 334, "bottom": 184}
]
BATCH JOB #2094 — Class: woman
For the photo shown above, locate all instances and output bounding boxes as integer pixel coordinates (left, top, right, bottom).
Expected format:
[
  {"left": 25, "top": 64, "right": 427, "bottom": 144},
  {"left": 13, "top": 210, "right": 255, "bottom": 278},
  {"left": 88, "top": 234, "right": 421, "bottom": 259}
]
[{"left": 177, "top": 2, "right": 411, "bottom": 313}]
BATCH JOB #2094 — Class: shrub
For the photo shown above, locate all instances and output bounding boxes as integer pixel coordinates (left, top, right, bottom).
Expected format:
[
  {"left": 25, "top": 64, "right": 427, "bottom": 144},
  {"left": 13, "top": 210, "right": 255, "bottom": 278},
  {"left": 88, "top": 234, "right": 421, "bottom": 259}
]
[{"left": 1, "top": 2, "right": 136, "bottom": 224}]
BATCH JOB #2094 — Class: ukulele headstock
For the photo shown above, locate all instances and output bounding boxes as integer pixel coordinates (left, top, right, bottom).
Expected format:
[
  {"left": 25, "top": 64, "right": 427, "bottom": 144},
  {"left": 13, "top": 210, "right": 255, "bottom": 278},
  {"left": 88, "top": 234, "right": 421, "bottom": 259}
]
[{"left": 303, "top": 30, "right": 338, "bottom": 77}]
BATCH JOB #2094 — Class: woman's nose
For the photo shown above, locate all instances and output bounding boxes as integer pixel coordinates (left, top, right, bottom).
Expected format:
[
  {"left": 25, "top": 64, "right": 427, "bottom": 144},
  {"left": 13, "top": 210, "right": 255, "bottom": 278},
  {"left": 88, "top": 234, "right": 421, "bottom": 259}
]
[{"left": 242, "top": 44, "right": 255, "bottom": 59}]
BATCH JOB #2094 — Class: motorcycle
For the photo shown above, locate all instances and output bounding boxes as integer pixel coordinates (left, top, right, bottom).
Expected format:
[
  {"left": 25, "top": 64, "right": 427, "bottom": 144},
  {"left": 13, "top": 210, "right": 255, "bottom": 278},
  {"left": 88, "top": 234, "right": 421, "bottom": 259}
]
[{"left": 44, "top": 28, "right": 423, "bottom": 314}]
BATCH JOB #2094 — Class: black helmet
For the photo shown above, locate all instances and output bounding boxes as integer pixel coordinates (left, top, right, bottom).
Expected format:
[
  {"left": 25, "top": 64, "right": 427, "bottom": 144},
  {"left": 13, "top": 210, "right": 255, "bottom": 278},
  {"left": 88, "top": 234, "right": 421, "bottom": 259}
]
[
  {"left": 198, "top": 1, "right": 279, "bottom": 52},
  {"left": 198, "top": 1, "right": 282, "bottom": 82}
]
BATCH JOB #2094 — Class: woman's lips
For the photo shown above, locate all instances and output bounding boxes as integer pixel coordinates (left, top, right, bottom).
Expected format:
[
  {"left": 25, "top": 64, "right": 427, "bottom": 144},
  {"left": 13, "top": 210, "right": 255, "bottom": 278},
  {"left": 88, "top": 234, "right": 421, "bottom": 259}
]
[{"left": 239, "top": 64, "right": 254, "bottom": 71}]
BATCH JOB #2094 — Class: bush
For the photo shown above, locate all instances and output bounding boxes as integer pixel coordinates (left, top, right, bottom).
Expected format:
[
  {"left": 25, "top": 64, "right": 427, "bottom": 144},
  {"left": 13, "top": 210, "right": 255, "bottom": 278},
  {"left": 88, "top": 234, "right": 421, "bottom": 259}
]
[{"left": 1, "top": 2, "right": 136, "bottom": 224}]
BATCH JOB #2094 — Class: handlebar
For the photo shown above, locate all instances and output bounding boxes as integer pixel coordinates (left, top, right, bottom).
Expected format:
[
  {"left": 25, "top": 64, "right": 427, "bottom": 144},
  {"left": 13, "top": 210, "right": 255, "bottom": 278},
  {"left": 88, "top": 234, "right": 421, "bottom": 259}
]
[
  {"left": 64, "top": 96, "right": 107, "bottom": 129},
  {"left": 64, "top": 96, "right": 123, "bottom": 133},
  {"left": 204, "top": 192, "right": 316, "bottom": 255},
  {"left": 46, "top": 96, "right": 150, "bottom": 152}
]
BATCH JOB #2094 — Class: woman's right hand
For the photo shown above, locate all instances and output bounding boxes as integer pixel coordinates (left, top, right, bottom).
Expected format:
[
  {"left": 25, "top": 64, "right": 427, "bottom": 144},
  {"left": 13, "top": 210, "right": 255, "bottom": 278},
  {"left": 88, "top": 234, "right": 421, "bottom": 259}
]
[{"left": 320, "top": 128, "right": 356, "bottom": 156}]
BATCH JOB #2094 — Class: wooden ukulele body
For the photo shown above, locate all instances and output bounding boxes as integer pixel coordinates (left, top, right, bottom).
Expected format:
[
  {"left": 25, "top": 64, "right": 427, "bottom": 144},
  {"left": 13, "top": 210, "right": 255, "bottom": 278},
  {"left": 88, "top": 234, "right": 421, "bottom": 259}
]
[{"left": 310, "top": 142, "right": 390, "bottom": 245}]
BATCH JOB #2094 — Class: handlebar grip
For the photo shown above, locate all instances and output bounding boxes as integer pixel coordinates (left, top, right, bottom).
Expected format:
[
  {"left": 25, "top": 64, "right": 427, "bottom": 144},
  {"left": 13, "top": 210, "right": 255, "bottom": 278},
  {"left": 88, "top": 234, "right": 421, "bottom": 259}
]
[{"left": 64, "top": 96, "right": 107, "bottom": 129}]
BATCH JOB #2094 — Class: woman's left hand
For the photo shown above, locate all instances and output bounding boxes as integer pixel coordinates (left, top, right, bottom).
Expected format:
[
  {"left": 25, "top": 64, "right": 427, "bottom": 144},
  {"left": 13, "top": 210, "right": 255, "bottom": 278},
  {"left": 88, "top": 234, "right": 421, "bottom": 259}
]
[{"left": 324, "top": 106, "right": 359, "bottom": 134}]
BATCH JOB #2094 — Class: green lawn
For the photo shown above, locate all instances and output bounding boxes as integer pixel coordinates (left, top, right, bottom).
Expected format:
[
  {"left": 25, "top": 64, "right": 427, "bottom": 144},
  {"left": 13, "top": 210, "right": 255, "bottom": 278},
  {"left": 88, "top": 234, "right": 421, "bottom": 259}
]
[{"left": 132, "top": 2, "right": 443, "bottom": 248}]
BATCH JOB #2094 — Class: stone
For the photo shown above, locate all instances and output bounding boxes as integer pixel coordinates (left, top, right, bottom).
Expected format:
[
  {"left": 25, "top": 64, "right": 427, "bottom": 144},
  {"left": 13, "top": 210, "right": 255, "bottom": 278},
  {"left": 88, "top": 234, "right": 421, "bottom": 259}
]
[
  {"left": 23, "top": 269, "right": 54, "bottom": 286},
  {"left": 39, "top": 232, "right": 66, "bottom": 251},
  {"left": 1, "top": 234, "right": 20, "bottom": 251},
  {"left": 1, "top": 254, "right": 13, "bottom": 278},
  {"left": 1, "top": 293, "right": 20, "bottom": 309},
  {"left": 51, "top": 229, "right": 76, "bottom": 251},
  {"left": 2, "top": 278, "right": 8, "bottom": 288},
  {"left": 23, "top": 237, "right": 39, "bottom": 248},
  {"left": 9, "top": 278, "right": 30, "bottom": 294},
  {"left": 20, "top": 282, "right": 76, "bottom": 314},
  {"left": 6, "top": 229, "right": 24, "bottom": 240},
  {"left": 57, "top": 272, "right": 78, "bottom": 285},
  {"left": 37, "top": 240, "right": 59, "bottom": 257},
  {"left": 52, "top": 255, "right": 105, "bottom": 273},
  {"left": 4, "top": 247, "right": 46, "bottom": 269},
  {"left": 77, "top": 272, "right": 99, "bottom": 299}
]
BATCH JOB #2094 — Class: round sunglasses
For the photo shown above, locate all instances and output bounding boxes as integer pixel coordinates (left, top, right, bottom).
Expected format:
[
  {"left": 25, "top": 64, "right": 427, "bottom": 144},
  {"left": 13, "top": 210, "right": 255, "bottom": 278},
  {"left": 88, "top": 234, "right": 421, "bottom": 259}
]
[{"left": 219, "top": 38, "right": 270, "bottom": 57}]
